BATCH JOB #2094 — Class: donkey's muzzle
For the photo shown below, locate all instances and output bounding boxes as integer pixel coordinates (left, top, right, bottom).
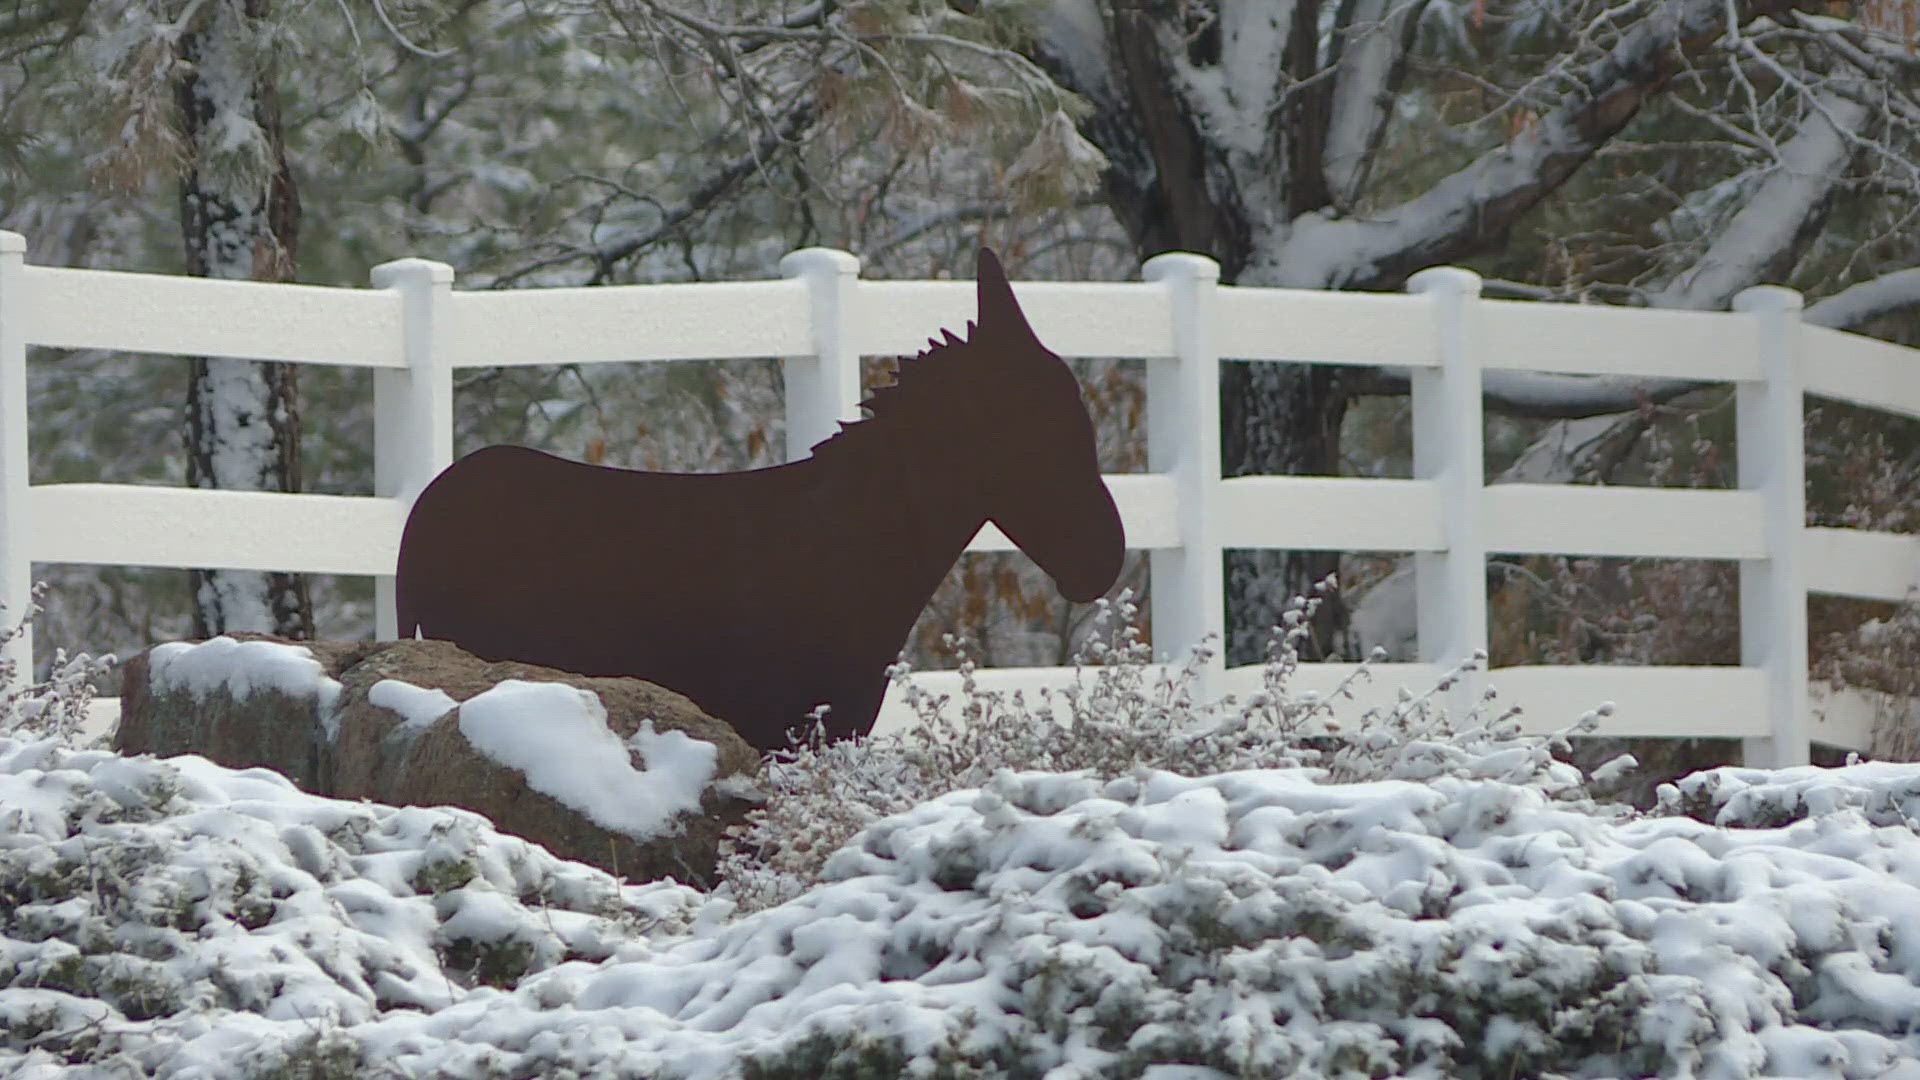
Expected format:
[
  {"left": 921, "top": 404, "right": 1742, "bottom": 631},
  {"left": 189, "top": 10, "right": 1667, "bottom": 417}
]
[{"left": 1051, "top": 496, "right": 1126, "bottom": 603}]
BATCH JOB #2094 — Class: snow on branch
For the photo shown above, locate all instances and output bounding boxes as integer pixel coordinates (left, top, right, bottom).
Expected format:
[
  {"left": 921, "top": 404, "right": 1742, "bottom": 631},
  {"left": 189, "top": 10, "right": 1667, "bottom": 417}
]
[
  {"left": 1149, "top": 30, "right": 1248, "bottom": 156},
  {"left": 1356, "top": 366, "right": 1706, "bottom": 420},
  {"left": 1263, "top": 0, "right": 1730, "bottom": 289},
  {"left": 1789, "top": 10, "right": 1920, "bottom": 77},
  {"left": 1418, "top": 74, "right": 1895, "bottom": 416},
  {"left": 1033, "top": 0, "right": 1118, "bottom": 104},
  {"left": 1476, "top": 371, "right": 1705, "bottom": 420},
  {"left": 1217, "top": 0, "right": 1293, "bottom": 153},
  {"left": 1805, "top": 267, "right": 1920, "bottom": 330},
  {"left": 1101, "top": 0, "right": 1309, "bottom": 163},
  {"left": 1655, "top": 86, "right": 1872, "bottom": 311},
  {"left": 1321, "top": 0, "right": 1429, "bottom": 207}
]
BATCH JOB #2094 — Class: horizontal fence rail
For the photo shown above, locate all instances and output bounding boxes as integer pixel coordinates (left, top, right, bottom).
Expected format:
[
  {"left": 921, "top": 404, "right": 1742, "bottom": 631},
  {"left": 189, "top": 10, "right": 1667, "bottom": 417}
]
[{"left": 3, "top": 231, "right": 1918, "bottom": 767}]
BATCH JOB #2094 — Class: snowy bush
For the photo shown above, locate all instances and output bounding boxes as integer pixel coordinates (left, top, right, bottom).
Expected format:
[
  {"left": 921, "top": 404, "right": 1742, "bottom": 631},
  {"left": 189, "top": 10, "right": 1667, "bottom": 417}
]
[
  {"left": 15, "top": 735, "right": 1920, "bottom": 1077},
  {"left": 717, "top": 588, "right": 1625, "bottom": 912},
  {"left": 0, "top": 734, "right": 709, "bottom": 1076},
  {"left": 8, "top": 591, "right": 1920, "bottom": 1076},
  {"left": 0, "top": 582, "right": 115, "bottom": 746},
  {"left": 112, "top": 759, "right": 1917, "bottom": 1080}
]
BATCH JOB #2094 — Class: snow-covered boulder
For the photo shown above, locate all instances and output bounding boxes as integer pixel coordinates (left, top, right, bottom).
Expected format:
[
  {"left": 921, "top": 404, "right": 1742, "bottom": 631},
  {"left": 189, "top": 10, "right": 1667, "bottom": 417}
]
[
  {"left": 116, "top": 635, "right": 369, "bottom": 792},
  {"left": 115, "top": 637, "right": 763, "bottom": 885}
]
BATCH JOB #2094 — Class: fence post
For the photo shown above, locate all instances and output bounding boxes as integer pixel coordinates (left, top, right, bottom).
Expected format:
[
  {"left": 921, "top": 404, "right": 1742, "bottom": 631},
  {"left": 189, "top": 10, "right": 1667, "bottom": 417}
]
[
  {"left": 0, "top": 232, "right": 28, "bottom": 677},
  {"left": 371, "top": 257, "right": 455, "bottom": 640},
  {"left": 1735, "top": 285, "right": 1811, "bottom": 769},
  {"left": 1408, "top": 267, "right": 1489, "bottom": 714},
  {"left": 1143, "top": 253, "right": 1223, "bottom": 698},
  {"left": 780, "top": 249, "right": 863, "bottom": 462}
]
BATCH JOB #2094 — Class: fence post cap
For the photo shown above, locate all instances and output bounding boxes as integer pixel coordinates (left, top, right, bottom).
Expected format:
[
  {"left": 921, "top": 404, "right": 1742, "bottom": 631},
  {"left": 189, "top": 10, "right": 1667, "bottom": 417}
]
[
  {"left": 1142, "top": 251, "right": 1220, "bottom": 284},
  {"left": 780, "top": 248, "right": 860, "bottom": 278},
  {"left": 370, "top": 258, "right": 455, "bottom": 288},
  {"left": 1406, "top": 266, "right": 1483, "bottom": 297},
  {"left": 1733, "top": 285, "right": 1804, "bottom": 314},
  {"left": 0, "top": 232, "right": 22, "bottom": 256}
]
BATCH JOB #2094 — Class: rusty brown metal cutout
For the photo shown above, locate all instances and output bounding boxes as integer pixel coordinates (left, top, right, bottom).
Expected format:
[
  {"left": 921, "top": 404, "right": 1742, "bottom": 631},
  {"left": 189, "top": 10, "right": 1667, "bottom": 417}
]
[{"left": 395, "top": 249, "right": 1125, "bottom": 752}]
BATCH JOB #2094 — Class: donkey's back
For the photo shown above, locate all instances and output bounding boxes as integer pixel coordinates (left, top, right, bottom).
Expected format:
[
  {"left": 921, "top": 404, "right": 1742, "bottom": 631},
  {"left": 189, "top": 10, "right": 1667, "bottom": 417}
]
[{"left": 395, "top": 444, "right": 887, "bottom": 748}]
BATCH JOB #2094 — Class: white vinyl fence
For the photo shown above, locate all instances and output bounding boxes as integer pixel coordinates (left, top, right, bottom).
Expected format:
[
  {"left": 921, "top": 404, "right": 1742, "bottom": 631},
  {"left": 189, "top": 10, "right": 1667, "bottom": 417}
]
[{"left": 4, "top": 231, "right": 1918, "bottom": 767}]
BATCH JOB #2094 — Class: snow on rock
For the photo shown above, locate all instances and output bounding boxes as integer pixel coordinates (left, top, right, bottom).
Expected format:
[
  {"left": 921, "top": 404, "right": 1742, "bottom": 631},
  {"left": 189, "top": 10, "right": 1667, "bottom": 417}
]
[
  {"left": 368, "top": 678, "right": 457, "bottom": 733},
  {"left": 458, "top": 679, "right": 719, "bottom": 839},
  {"left": 148, "top": 636, "right": 344, "bottom": 734},
  {"left": 149, "top": 653, "right": 724, "bottom": 842},
  {"left": 14, "top": 736, "right": 1920, "bottom": 1077},
  {"left": 0, "top": 734, "right": 708, "bottom": 1078}
]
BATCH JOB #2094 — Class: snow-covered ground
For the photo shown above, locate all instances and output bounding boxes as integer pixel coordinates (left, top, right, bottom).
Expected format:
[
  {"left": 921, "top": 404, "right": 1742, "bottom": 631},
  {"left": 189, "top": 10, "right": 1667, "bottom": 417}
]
[{"left": 8, "top": 726, "right": 1920, "bottom": 1078}]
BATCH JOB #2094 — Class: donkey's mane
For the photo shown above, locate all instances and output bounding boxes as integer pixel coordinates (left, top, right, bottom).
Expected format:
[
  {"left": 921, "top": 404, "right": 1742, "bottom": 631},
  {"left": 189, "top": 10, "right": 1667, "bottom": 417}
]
[{"left": 807, "top": 320, "right": 985, "bottom": 461}]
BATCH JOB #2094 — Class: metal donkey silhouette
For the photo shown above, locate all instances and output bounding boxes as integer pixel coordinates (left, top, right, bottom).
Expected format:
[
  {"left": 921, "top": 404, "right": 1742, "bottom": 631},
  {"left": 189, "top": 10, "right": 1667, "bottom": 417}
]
[{"left": 395, "top": 249, "right": 1125, "bottom": 752}]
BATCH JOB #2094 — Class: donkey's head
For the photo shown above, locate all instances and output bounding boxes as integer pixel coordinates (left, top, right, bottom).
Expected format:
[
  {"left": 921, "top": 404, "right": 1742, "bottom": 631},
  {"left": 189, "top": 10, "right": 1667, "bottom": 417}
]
[{"left": 964, "top": 249, "right": 1125, "bottom": 603}]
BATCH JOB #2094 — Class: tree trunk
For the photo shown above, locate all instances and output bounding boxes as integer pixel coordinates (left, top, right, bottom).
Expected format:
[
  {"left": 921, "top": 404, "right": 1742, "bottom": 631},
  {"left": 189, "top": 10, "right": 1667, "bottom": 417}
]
[
  {"left": 1026, "top": 0, "right": 1771, "bottom": 667},
  {"left": 177, "top": 0, "right": 313, "bottom": 639},
  {"left": 1220, "top": 361, "right": 1352, "bottom": 663},
  {"left": 1030, "top": 0, "right": 1366, "bottom": 663}
]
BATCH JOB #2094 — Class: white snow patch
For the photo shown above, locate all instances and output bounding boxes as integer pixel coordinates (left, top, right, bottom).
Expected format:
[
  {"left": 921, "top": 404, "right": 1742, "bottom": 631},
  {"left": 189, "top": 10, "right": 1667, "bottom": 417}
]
[
  {"left": 1807, "top": 267, "right": 1920, "bottom": 330},
  {"left": 1655, "top": 88, "right": 1871, "bottom": 310},
  {"left": 1219, "top": 0, "right": 1289, "bottom": 151},
  {"left": 369, "top": 679, "right": 458, "bottom": 733},
  {"left": 149, "top": 636, "right": 343, "bottom": 734},
  {"left": 1037, "top": 0, "right": 1116, "bottom": 100},
  {"left": 457, "top": 680, "right": 717, "bottom": 840}
]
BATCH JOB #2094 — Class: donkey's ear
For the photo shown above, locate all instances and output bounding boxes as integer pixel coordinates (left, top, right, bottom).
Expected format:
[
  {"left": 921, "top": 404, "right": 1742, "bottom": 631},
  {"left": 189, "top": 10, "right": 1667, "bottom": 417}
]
[{"left": 976, "top": 247, "right": 1041, "bottom": 346}]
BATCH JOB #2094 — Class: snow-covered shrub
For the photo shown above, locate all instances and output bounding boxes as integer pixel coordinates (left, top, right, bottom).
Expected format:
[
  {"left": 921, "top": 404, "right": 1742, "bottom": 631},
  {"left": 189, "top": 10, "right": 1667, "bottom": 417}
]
[
  {"left": 0, "top": 735, "right": 709, "bottom": 1075},
  {"left": 347, "top": 761, "right": 1920, "bottom": 1079},
  {"left": 14, "top": 713, "right": 1920, "bottom": 1078},
  {"left": 0, "top": 582, "right": 115, "bottom": 746},
  {"left": 717, "top": 588, "right": 1623, "bottom": 912}
]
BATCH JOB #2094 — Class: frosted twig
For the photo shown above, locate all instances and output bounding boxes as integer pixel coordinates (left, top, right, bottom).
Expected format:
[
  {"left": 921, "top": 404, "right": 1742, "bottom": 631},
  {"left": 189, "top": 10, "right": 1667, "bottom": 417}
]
[{"left": 369, "top": 0, "right": 455, "bottom": 59}]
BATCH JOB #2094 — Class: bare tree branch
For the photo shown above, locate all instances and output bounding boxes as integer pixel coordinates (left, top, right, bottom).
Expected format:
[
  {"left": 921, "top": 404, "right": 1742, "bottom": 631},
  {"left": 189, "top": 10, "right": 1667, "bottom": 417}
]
[
  {"left": 1362, "top": 71, "right": 1891, "bottom": 425},
  {"left": 1476, "top": 372, "right": 1706, "bottom": 419},
  {"left": 1789, "top": 10, "right": 1920, "bottom": 77},
  {"left": 488, "top": 95, "right": 816, "bottom": 287}
]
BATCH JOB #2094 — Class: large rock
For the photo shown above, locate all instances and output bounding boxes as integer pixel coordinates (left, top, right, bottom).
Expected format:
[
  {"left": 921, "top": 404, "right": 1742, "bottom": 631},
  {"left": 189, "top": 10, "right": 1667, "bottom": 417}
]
[
  {"left": 115, "top": 635, "right": 763, "bottom": 886},
  {"left": 116, "top": 637, "right": 375, "bottom": 791}
]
